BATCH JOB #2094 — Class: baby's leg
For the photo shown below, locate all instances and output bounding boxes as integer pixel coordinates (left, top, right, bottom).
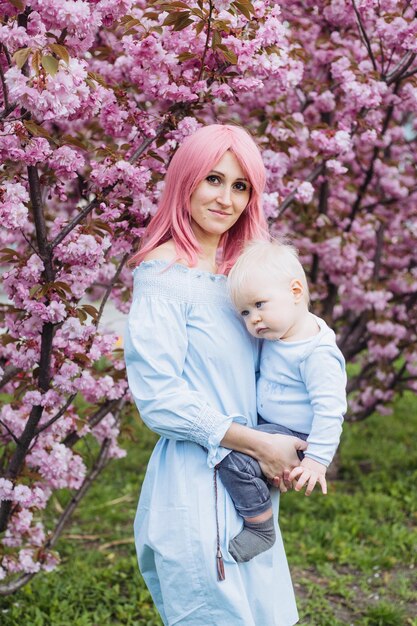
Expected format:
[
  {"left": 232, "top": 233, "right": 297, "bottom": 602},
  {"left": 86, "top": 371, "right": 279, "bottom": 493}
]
[{"left": 218, "top": 452, "right": 276, "bottom": 562}]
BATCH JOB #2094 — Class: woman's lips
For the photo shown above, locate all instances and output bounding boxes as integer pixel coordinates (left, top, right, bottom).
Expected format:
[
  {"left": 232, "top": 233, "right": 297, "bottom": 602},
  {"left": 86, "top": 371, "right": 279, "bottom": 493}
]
[{"left": 209, "top": 209, "right": 231, "bottom": 217}]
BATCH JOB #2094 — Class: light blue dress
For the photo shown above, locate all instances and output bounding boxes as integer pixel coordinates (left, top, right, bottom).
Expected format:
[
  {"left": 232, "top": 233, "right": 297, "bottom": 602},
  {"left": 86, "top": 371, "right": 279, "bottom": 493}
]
[{"left": 124, "top": 260, "right": 299, "bottom": 626}]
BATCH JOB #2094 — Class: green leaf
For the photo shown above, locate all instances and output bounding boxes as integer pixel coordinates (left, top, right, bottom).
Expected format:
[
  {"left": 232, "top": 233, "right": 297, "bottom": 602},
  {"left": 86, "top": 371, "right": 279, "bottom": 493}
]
[
  {"left": 233, "top": 0, "right": 255, "bottom": 18},
  {"left": 12, "top": 47, "right": 31, "bottom": 70},
  {"left": 0, "top": 247, "right": 22, "bottom": 263},
  {"left": 29, "top": 284, "right": 42, "bottom": 297},
  {"left": 173, "top": 15, "right": 193, "bottom": 31},
  {"left": 41, "top": 54, "right": 59, "bottom": 76},
  {"left": 31, "top": 49, "right": 41, "bottom": 74},
  {"left": 76, "top": 310, "right": 88, "bottom": 323},
  {"left": 81, "top": 305, "right": 99, "bottom": 321},
  {"left": 178, "top": 52, "right": 197, "bottom": 62},
  {"left": 194, "top": 19, "right": 205, "bottom": 36},
  {"left": 61, "top": 135, "right": 88, "bottom": 150},
  {"left": 87, "top": 71, "right": 108, "bottom": 88},
  {"left": 157, "top": 0, "right": 190, "bottom": 8},
  {"left": 8, "top": 0, "right": 25, "bottom": 10},
  {"left": 148, "top": 150, "right": 165, "bottom": 163},
  {"left": 143, "top": 11, "right": 159, "bottom": 20},
  {"left": 124, "top": 18, "right": 142, "bottom": 28},
  {"left": 232, "top": 0, "right": 253, "bottom": 20},
  {"left": 49, "top": 43, "right": 70, "bottom": 64},
  {"left": 91, "top": 219, "right": 113, "bottom": 234},
  {"left": 73, "top": 352, "right": 91, "bottom": 364},
  {"left": 257, "top": 120, "right": 268, "bottom": 136},
  {"left": 212, "top": 30, "right": 222, "bottom": 48},
  {"left": 23, "top": 120, "right": 51, "bottom": 138},
  {"left": 163, "top": 11, "right": 189, "bottom": 26},
  {"left": 216, "top": 44, "right": 238, "bottom": 65},
  {"left": 52, "top": 281, "right": 73, "bottom": 294}
]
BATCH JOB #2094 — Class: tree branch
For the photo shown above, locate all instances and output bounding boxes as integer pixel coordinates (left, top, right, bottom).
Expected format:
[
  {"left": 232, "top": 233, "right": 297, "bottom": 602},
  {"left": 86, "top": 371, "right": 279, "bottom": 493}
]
[
  {"left": 309, "top": 175, "right": 328, "bottom": 284},
  {"left": 197, "top": 0, "right": 213, "bottom": 82},
  {"left": 372, "top": 222, "right": 385, "bottom": 281},
  {"left": 49, "top": 104, "right": 190, "bottom": 251},
  {"left": 34, "top": 393, "right": 78, "bottom": 437},
  {"left": 0, "top": 419, "right": 20, "bottom": 446},
  {"left": 94, "top": 253, "right": 129, "bottom": 329},
  {"left": 385, "top": 51, "right": 416, "bottom": 85},
  {"left": 0, "top": 167, "right": 56, "bottom": 532},
  {"left": 352, "top": 0, "right": 378, "bottom": 72},
  {"left": 275, "top": 162, "right": 325, "bottom": 219},
  {"left": 0, "top": 57, "right": 10, "bottom": 111},
  {"left": 0, "top": 365, "right": 22, "bottom": 390},
  {"left": 27, "top": 166, "right": 54, "bottom": 282},
  {"left": 0, "top": 437, "right": 112, "bottom": 595},
  {"left": 62, "top": 398, "right": 123, "bottom": 448},
  {"left": 347, "top": 87, "right": 397, "bottom": 229}
]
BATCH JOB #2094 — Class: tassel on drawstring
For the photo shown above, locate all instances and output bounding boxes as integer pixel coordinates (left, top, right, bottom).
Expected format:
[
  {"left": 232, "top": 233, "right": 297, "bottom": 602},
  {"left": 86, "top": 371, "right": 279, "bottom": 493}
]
[
  {"left": 216, "top": 547, "right": 226, "bottom": 581},
  {"left": 214, "top": 465, "right": 226, "bottom": 581}
]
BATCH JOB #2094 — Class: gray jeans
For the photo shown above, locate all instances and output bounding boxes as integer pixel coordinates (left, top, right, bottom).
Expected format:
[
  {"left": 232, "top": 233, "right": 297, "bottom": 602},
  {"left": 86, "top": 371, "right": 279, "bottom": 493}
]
[{"left": 218, "top": 420, "right": 308, "bottom": 518}]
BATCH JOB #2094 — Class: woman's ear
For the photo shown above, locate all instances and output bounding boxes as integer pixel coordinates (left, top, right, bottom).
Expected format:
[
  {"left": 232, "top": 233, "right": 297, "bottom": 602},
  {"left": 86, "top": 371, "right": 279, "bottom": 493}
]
[{"left": 290, "top": 279, "right": 304, "bottom": 303}]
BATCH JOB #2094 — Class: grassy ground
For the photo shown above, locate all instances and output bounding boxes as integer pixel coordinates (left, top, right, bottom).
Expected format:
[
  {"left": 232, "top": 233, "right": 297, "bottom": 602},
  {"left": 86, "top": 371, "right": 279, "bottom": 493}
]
[{"left": 1, "top": 392, "right": 416, "bottom": 625}]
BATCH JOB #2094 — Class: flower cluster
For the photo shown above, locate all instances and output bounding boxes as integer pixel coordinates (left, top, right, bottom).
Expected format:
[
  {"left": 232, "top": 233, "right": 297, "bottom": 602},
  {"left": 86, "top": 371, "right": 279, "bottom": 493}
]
[{"left": 1, "top": 0, "right": 417, "bottom": 586}]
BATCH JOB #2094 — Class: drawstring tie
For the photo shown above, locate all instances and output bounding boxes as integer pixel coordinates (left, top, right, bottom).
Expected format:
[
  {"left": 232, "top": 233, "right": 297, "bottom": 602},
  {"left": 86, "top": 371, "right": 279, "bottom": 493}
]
[{"left": 214, "top": 464, "right": 225, "bottom": 581}]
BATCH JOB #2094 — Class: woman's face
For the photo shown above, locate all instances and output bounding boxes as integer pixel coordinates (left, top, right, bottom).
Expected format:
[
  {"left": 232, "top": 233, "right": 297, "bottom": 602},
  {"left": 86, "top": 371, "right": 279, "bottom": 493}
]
[{"left": 189, "top": 151, "right": 251, "bottom": 244}]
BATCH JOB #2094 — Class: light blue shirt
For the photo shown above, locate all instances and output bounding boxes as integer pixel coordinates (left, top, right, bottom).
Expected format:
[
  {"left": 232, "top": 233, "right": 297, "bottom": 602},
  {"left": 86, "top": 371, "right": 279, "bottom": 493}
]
[
  {"left": 258, "top": 315, "right": 347, "bottom": 466},
  {"left": 124, "top": 261, "right": 299, "bottom": 626}
]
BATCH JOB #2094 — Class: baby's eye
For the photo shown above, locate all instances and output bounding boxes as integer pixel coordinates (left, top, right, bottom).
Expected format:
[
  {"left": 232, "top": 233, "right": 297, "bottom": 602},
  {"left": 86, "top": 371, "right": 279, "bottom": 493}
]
[
  {"left": 241, "top": 310, "right": 249, "bottom": 317},
  {"left": 255, "top": 301, "right": 264, "bottom": 308}
]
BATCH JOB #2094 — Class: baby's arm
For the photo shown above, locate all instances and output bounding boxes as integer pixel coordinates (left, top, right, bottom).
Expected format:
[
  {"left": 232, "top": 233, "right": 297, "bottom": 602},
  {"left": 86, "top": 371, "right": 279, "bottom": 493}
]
[
  {"left": 291, "top": 340, "right": 347, "bottom": 495},
  {"left": 288, "top": 457, "right": 327, "bottom": 496}
]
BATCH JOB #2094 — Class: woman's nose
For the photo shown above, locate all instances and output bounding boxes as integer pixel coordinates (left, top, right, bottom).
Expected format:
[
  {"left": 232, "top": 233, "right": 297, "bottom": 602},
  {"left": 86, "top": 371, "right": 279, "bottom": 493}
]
[{"left": 217, "top": 187, "right": 232, "bottom": 207}]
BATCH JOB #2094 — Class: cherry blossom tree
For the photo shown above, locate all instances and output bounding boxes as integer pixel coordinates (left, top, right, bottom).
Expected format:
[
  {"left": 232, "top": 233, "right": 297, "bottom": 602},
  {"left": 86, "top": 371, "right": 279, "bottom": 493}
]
[{"left": 0, "top": 0, "right": 416, "bottom": 592}]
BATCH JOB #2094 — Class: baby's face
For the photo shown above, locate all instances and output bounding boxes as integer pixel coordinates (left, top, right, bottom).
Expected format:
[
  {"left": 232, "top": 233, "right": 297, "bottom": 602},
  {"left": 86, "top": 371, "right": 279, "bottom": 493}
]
[{"left": 234, "top": 270, "right": 299, "bottom": 341}]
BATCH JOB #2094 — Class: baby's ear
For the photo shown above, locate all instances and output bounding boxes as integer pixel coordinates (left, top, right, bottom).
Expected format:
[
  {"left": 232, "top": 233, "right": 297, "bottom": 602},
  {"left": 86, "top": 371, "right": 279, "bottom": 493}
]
[{"left": 290, "top": 279, "right": 304, "bottom": 303}]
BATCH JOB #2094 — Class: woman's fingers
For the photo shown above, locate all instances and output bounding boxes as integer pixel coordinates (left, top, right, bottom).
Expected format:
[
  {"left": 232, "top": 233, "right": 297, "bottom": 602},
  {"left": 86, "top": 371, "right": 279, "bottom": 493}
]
[{"left": 295, "top": 439, "right": 308, "bottom": 452}]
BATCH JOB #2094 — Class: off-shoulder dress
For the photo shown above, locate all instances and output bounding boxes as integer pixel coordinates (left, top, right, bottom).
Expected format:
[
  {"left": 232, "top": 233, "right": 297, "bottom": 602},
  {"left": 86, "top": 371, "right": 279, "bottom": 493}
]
[{"left": 124, "top": 260, "right": 298, "bottom": 626}]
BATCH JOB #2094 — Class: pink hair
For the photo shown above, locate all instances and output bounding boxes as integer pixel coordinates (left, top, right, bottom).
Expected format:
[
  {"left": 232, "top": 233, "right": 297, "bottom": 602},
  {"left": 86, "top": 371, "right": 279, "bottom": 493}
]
[{"left": 129, "top": 124, "right": 269, "bottom": 274}]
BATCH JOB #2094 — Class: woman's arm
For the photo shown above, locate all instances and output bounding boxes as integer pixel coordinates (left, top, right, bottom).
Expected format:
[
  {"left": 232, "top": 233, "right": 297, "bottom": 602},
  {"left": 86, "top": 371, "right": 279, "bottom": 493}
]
[
  {"left": 221, "top": 422, "right": 307, "bottom": 481},
  {"left": 125, "top": 276, "right": 250, "bottom": 468}
]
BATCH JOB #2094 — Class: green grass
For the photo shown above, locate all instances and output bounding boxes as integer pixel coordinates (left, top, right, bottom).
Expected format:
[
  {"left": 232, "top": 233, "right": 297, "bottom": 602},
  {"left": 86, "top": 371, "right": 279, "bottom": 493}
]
[{"left": 1, "top": 393, "right": 417, "bottom": 625}]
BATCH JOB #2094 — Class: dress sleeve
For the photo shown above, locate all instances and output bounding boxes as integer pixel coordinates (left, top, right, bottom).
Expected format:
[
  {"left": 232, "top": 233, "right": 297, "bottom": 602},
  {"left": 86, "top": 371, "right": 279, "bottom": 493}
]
[
  {"left": 299, "top": 345, "right": 347, "bottom": 466},
  {"left": 124, "top": 291, "right": 245, "bottom": 468}
]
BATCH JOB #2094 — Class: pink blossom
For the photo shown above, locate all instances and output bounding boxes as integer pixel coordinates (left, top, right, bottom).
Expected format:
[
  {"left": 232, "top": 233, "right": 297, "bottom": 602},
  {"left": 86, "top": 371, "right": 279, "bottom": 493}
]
[
  {"left": 0, "top": 478, "right": 14, "bottom": 501},
  {"left": 326, "top": 159, "right": 348, "bottom": 175},
  {"left": 0, "top": 181, "right": 29, "bottom": 229},
  {"left": 24, "top": 138, "right": 52, "bottom": 165},
  {"left": 295, "top": 181, "right": 314, "bottom": 203},
  {"left": 48, "top": 146, "right": 85, "bottom": 179}
]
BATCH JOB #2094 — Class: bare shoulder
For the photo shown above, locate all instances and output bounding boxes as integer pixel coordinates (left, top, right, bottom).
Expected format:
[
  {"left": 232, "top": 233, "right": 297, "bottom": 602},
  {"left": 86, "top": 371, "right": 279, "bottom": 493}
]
[{"left": 143, "top": 240, "right": 177, "bottom": 262}]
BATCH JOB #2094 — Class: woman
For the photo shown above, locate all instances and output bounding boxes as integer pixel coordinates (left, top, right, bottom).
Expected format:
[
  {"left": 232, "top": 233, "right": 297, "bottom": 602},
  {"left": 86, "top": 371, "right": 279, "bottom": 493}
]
[{"left": 124, "top": 124, "right": 305, "bottom": 625}]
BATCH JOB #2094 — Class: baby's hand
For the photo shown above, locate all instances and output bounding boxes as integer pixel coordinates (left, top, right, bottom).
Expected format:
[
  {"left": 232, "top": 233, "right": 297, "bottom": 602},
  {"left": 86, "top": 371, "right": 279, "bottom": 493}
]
[{"left": 288, "top": 457, "right": 327, "bottom": 496}]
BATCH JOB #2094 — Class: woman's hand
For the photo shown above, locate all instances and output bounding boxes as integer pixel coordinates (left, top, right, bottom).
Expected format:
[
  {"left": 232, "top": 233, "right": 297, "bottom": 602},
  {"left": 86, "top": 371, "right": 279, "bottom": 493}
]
[
  {"left": 257, "top": 434, "right": 307, "bottom": 487},
  {"left": 220, "top": 423, "right": 307, "bottom": 491}
]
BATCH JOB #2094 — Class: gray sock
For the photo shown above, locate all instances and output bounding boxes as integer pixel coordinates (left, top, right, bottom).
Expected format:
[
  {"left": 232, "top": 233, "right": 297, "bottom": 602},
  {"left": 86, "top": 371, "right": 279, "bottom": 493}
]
[{"left": 229, "top": 516, "right": 276, "bottom": 563}]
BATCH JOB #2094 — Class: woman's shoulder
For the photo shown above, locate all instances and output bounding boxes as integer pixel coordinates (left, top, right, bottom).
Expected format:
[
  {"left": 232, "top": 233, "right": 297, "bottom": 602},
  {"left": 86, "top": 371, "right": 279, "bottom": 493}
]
[
  {"left": 133, "top": 242, "right": 229, "bottom": 306},
  {"left": 142, "top": 240, "right": 178, "bottom": 263}
]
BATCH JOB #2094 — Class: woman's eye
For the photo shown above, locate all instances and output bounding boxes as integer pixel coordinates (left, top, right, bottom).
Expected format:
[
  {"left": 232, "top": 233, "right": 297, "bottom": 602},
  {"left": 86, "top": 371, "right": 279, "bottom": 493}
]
[
  {"left": 234, "top": 182, "right": 248, "bottom": 192},
  {"left": 206, "top": 175, "right": 220, "bottom": 184},
  {"left": 255, "top": 301, "right": 264, "bottom": 309}
]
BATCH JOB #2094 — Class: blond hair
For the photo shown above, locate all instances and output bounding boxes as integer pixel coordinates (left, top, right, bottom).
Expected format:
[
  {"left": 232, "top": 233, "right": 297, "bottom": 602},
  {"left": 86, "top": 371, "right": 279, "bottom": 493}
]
[{"left": 228, "top": 239, "right": 310, "bottom": 305}]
